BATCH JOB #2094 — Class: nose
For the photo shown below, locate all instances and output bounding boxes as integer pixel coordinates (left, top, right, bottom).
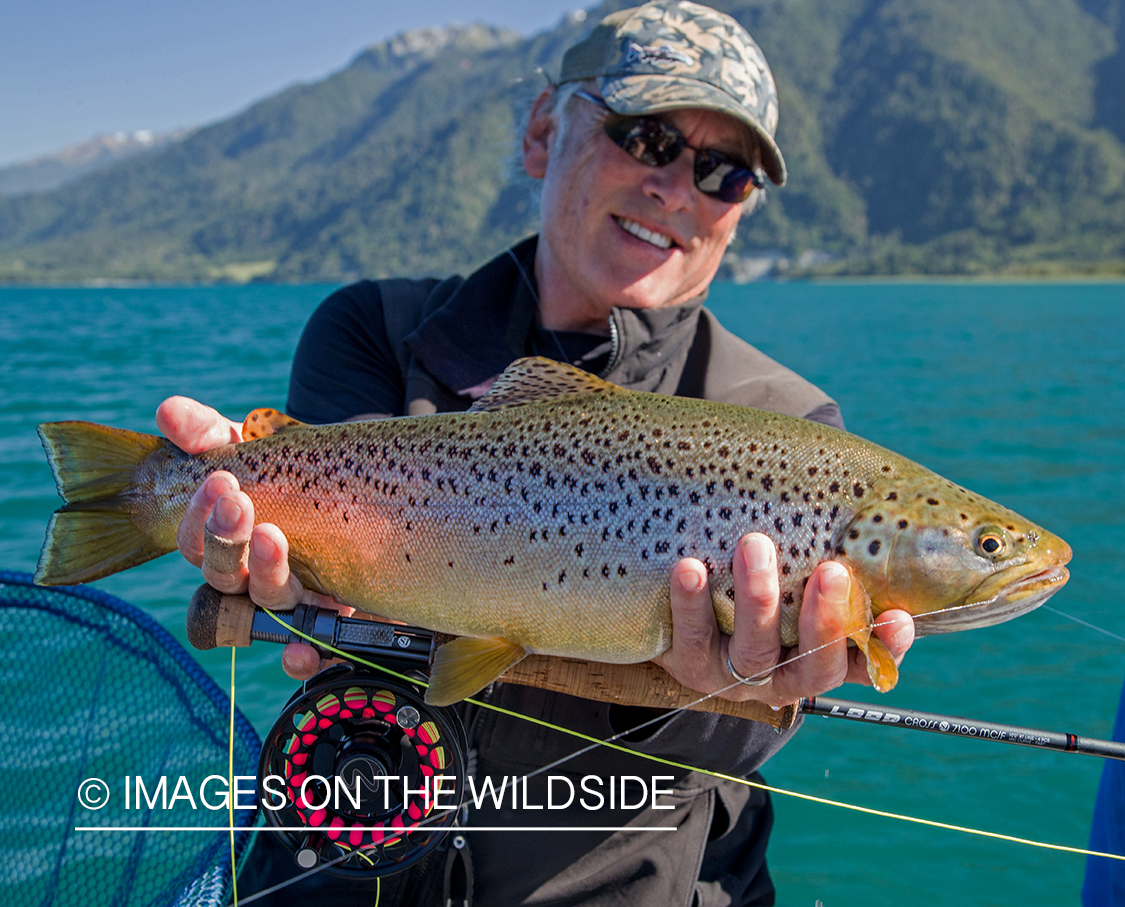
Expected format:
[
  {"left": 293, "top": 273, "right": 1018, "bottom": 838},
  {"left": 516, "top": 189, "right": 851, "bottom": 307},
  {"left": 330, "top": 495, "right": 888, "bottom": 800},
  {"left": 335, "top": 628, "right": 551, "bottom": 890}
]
[{"left": 640, "top": 151, "right": 696, "bottom": 210}]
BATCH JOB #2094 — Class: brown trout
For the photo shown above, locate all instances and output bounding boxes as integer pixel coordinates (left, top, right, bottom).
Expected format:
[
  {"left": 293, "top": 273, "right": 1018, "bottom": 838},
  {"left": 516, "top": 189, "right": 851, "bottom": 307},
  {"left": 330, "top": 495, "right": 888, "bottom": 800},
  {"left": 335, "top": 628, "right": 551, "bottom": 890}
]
[{"left": 36, "top": 358, "right": 1071, "bottom": 705}]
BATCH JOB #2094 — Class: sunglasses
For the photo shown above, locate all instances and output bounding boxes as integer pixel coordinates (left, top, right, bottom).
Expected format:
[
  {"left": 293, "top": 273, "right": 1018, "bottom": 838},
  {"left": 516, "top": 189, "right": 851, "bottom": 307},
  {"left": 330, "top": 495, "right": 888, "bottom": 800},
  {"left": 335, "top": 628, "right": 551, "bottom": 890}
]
[{"left": 575, "top": 90, "right": 765, "bottom": 204}]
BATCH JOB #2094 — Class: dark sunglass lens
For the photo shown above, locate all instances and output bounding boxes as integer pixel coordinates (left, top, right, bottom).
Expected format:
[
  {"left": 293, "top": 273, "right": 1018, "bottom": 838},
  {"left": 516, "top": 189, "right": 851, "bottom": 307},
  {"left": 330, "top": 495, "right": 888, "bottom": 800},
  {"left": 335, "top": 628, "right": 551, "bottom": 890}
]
[
  {"left": 604, "top": 115, "right": 685, "bottom": 167},
  {"left": 694, "top": 151, "right": 759, "bottom": 203}
]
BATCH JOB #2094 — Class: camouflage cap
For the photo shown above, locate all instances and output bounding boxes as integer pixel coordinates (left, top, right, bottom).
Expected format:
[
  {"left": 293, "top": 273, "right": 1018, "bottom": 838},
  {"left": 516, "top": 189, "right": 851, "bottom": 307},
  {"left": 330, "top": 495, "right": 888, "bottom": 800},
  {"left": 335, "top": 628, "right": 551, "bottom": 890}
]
[{"left": 558, "top": 0, "right": 786, "bottom": 186}]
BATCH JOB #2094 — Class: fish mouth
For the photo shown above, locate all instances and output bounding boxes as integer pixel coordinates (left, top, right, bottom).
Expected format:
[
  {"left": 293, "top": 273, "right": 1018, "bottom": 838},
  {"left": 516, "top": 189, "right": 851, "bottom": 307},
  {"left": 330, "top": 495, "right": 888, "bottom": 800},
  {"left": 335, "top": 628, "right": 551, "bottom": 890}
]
[{"left": 912, "top": 565, "right": 1071, "bottom": 636}]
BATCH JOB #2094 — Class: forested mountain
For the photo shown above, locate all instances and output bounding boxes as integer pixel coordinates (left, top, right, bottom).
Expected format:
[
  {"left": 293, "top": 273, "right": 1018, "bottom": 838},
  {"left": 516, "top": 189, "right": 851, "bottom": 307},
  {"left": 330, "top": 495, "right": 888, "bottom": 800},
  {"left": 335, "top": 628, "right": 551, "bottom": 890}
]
[{"left": 1, "top": 0, "right": 1122, "bottom": 283}]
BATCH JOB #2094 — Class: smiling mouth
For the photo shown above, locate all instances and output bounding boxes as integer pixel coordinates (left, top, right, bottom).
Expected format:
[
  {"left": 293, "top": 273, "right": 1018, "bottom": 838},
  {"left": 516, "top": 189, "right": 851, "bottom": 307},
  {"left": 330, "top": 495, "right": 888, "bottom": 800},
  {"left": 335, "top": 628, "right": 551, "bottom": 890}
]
[{"left": 613, "top": 216, "right": 674, "bottom": 250}]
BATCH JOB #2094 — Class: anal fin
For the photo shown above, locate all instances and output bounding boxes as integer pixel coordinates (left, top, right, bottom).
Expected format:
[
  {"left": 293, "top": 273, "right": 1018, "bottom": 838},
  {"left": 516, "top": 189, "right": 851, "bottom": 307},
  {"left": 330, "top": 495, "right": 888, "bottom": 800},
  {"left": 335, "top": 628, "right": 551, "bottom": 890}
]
[{"left": 426, "top": 636, "right": 527, "bottom": 706}]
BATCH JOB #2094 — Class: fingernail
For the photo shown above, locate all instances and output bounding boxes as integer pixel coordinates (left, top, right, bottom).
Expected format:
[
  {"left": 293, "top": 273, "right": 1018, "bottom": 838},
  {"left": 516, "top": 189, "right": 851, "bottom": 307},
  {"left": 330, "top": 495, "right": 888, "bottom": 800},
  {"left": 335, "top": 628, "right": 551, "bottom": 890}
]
[
  {"left": 212, "top": 496, "right": 242, "bottom": 533},
  {"left": 203, "top": 475, "right": 228, "bottom": 505},
  {"left": 818, "top": 561, "right": 850, "bottom": 598},
  {"left": 250, "top": 533, "right": 273, "bottom": 563},
  {"left": 741, "top": 535, "right": 772, "bottom": 572},
  {"left": 677, "top": 566, "right": 705, "bottom": 593}
]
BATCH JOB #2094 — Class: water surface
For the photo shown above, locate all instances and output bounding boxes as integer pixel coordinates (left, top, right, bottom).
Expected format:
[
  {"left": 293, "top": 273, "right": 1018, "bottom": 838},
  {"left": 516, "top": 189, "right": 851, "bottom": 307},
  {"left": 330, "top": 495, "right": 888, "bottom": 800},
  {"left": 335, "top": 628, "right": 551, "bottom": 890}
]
[{"left": 2, "top": 280, "right": 1122, "bottom": 905}]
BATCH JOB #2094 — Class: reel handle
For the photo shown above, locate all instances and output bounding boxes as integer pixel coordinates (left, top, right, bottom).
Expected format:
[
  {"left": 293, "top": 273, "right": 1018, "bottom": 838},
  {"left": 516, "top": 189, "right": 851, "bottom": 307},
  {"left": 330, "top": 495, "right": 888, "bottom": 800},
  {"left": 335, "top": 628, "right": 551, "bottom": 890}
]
[{"left": 187, "top": 584, "right": 797, "bottom": 729}]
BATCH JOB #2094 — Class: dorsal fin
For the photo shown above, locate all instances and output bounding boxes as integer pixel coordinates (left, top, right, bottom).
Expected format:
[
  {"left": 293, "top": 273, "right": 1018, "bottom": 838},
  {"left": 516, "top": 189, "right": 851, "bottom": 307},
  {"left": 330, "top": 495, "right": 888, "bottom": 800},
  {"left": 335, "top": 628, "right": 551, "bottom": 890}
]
[
  {"left": 468, "top": 357, "right": 622, "bottom": 413},
  {"left": 241, "top": 408, "right": 306, "bottom": 441}
]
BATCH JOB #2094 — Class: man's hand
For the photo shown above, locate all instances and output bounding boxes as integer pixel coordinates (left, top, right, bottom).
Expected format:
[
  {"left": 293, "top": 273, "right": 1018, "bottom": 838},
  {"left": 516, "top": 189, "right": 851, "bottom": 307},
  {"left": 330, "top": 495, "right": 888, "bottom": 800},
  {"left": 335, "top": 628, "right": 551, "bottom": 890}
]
[
  {"left": 653, "top": 533, "right": 914, "bottom": 708},
  {"left": 156, "top": 396, "right": 351, "bottom": 680}
]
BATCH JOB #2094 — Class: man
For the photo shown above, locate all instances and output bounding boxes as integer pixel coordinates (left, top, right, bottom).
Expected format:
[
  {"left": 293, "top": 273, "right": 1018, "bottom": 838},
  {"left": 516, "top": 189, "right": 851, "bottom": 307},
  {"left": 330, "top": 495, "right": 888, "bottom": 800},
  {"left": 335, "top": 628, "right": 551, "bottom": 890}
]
[{"left": 158, "top": 2, "right": 914, "bottom": 903}]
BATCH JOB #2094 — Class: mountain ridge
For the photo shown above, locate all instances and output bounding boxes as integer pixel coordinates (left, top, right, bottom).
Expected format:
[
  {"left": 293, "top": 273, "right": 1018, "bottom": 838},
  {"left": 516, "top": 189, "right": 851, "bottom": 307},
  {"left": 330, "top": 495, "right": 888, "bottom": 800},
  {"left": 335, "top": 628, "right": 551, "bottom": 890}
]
[{"left": 1, "top": 1, "right": 1121, "bottom": 283}]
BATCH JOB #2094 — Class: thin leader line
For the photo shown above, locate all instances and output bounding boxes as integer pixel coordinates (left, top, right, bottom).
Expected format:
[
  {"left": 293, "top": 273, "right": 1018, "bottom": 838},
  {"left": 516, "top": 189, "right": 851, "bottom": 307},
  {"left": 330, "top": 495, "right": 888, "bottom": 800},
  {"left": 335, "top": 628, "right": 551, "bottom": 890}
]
[{"left": 1043, "top": 605, "right": 1125, "bottom": 644}]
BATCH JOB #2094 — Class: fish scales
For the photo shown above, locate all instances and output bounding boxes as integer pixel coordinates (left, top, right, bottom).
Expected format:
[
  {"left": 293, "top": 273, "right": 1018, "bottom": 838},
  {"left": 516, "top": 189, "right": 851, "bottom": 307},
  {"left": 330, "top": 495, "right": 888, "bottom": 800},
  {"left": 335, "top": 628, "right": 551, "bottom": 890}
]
[
  {"left": 153, "top": 393, "right": 888, "bottom": 658},
  {"left": 36, "top": 357, "right": 1072, "bottom": 703}
]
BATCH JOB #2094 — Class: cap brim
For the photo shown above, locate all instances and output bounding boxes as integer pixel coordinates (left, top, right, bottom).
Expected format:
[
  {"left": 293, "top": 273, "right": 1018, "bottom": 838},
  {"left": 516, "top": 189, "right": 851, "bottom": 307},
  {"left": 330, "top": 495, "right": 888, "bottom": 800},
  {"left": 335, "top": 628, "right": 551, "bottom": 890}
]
[{"left": 599, "top": 74, "right": 787, "bottom": 187}]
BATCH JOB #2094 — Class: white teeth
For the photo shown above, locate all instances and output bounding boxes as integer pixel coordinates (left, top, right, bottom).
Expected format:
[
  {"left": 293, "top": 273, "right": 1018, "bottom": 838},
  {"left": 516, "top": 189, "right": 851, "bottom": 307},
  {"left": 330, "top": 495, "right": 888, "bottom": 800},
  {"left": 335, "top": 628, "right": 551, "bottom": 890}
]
[{"left": 614, "top": 216, "right": 673, "bottom": 250}]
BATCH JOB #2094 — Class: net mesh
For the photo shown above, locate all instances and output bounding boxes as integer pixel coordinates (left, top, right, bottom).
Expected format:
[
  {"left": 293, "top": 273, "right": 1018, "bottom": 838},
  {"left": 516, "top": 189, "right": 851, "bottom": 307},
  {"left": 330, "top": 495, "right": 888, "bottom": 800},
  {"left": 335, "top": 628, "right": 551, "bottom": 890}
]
[{"left": 0, "top": 571, "right": 260, "bottom": 906}]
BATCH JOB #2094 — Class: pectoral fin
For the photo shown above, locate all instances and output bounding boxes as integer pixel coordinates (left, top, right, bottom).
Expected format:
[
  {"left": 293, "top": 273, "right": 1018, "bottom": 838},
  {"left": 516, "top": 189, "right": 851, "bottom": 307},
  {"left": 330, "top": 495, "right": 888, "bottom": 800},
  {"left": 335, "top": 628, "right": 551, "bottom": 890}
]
[
  {"left": 426, "top": 636, "right": 527, "bottom": 706},
  {"left": 839, "top": 571, "right": 899, "bottom": 693},
  {"left": 242, "top": 408, "right": 305, "bottom": 441}
]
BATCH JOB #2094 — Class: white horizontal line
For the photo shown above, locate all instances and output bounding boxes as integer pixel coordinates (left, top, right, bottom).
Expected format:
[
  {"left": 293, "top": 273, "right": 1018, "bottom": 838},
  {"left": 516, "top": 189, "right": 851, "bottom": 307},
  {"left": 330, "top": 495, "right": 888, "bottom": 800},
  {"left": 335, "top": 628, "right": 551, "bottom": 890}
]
[{"left": 74, "top": 826, "right": 676, "bottom": 833}]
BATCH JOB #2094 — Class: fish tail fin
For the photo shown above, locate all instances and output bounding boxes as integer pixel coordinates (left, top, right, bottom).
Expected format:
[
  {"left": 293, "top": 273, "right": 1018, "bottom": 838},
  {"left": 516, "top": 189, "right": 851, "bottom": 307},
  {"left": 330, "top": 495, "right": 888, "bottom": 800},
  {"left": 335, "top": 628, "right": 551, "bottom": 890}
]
[
  {"left": 838, "top": 569, "right": 899, "bottom": 693},
  {"left": 35, "top": 421, "right": 177, "bottom": 586}
]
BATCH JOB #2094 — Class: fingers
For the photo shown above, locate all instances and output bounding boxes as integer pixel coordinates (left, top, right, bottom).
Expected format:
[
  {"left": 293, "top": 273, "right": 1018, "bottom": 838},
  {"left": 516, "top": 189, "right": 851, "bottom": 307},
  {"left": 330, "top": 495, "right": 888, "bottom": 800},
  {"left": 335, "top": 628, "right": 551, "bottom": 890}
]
[
  {"left": 178, "top": 472, "right": 239, "bottom": 566},
  {"left": 655, "top": 534, "right": 785, "bottom": 702},
  {"left": 281, "top": 643, "right": 325, "bottom": 680},
  {"left": 155, "top": 396, "right": 242, "bottom": 454},
  {"left": 653, "top": 558, "right": 718, "bottom": 691},
  {"left": 200, "top": 489, "right": 255, "bottom": 593},
  {"left": 247, "top": 523, "right": 307, "bottom": 610},
  {"left": 726, "top": 535, "right": 782, "bottom": 688},
  {"left": 768, "top": 561, "right": 852, "bottom": 703}
]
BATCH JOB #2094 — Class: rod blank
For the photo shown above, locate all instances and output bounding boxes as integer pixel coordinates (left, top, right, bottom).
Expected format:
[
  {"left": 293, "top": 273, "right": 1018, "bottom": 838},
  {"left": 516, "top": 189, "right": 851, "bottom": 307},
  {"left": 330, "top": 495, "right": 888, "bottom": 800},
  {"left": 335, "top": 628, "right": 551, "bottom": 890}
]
[{"left": 801, "top": 696, "right": 1125, "bottom": 762}]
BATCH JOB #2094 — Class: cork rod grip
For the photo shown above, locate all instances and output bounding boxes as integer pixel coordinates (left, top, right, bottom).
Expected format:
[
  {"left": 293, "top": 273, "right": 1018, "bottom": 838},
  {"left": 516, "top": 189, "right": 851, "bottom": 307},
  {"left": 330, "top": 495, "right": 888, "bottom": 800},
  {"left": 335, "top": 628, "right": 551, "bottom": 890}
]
[
  {"left": 186, "top": 584, "right": 254, "bottom": 650},
  {"left": 184, "top": 586, "right": 796, "bottom": 729}
]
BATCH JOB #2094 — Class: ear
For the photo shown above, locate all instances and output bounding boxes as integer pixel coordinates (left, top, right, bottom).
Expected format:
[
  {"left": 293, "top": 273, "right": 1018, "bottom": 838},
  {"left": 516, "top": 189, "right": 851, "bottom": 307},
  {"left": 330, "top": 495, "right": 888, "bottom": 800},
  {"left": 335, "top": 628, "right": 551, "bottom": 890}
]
[{"left": 522, "top": 87, "right": 557, "bottom": 179}]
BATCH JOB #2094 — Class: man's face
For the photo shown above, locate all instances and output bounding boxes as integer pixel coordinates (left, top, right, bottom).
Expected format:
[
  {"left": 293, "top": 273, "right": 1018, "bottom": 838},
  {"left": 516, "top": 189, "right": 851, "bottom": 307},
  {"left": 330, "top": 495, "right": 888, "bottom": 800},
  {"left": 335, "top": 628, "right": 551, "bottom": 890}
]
[{"left": 526, "top": 90, "right": 749, "bottom": 333}]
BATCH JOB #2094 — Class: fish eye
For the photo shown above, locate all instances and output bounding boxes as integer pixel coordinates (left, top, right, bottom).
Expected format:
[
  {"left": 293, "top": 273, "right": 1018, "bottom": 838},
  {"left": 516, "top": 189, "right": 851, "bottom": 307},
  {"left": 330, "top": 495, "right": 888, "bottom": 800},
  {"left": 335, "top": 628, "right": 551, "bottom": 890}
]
[{"left": 975, "top": 528, "right": 1007, "bottom": 558}]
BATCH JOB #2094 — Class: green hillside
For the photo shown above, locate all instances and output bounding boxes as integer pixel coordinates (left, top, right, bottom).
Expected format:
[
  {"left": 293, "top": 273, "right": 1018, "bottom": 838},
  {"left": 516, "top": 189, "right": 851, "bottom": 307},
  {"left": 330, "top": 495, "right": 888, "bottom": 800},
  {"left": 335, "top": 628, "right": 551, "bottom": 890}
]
[{"left": 1, "top": 0, "right": 1122, "bottom": 283}]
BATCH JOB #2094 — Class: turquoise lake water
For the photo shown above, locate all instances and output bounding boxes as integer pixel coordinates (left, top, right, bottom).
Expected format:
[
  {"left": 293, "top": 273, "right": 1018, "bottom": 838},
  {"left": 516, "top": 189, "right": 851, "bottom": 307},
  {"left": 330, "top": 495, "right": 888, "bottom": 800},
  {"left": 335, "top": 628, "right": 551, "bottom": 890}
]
[{"left": 2, "top": 280, "right": 1123, "bottom": 905}]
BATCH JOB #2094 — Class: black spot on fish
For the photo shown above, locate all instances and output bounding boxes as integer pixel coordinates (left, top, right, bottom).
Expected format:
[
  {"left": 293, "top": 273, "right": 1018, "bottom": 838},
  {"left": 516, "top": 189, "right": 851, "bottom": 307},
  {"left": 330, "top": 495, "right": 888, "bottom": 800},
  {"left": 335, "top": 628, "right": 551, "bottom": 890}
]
[
  {"left": 853, "top": 482, "right": 864, "bottom": 498},
  {"left": 873, "top": 514, "right": 883, "bottom": 523},
  {"left": 898, "top": 519, "right": 909, "bottom": 529},
  {"left": 928, "top": 498, "right": 940, "bottom": 506},
  {"left": 868, "top": 540, "right": 881, "bottom": 555},
  {"left": 829, "top": 481, "right": 840, "bottom": 493},
  {"left": 849, "top": 529, "right": 860, "bottom": 540}
]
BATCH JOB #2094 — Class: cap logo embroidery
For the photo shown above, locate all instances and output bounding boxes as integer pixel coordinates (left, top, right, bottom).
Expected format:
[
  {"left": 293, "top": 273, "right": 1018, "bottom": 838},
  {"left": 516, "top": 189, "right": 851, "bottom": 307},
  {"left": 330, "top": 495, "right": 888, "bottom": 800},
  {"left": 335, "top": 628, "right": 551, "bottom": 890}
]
[{"left": 625, "top": 43, "right": 694, "bottom": 67}]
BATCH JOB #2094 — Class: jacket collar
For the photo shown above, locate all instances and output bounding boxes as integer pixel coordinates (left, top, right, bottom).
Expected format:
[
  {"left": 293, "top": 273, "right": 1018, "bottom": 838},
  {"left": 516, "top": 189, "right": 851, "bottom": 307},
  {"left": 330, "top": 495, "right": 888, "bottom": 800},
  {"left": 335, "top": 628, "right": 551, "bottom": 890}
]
[{"left": 405, "top": 236, "right": 707, "bottom": 398}]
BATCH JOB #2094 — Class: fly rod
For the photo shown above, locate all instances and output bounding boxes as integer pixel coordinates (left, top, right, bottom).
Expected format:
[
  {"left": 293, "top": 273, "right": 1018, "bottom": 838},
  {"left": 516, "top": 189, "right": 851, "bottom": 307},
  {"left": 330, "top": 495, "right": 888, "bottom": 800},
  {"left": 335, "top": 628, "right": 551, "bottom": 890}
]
[{"left": 801, "top": 696, "right": 1125, "bottom": 762}]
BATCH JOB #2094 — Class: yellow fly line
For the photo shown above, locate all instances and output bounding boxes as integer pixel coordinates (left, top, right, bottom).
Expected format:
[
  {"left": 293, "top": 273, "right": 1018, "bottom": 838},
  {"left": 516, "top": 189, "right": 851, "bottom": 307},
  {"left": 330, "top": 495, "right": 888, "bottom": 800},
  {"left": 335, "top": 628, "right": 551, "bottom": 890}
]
[
  {"left": 228, "top": 647, "right": 239, "bottom": 906},
  {"left": 249, "top": 607, "right": 1125, "bottom": 866}
]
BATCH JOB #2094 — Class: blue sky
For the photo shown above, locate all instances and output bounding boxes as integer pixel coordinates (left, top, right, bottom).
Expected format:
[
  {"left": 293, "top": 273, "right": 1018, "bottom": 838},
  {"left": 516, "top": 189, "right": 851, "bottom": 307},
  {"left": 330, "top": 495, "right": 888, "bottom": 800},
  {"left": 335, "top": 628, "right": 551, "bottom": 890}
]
[{"left": 0, "top": 0, "right": 596, "bottom": 167}]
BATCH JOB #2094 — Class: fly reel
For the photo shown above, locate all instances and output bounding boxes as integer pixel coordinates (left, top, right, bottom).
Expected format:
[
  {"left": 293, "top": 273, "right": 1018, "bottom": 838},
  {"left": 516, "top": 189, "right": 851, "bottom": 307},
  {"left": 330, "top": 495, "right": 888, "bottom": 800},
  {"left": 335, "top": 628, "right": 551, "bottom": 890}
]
[{"left": 257, "top": 663, "right": 467, "bottom": 878}]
